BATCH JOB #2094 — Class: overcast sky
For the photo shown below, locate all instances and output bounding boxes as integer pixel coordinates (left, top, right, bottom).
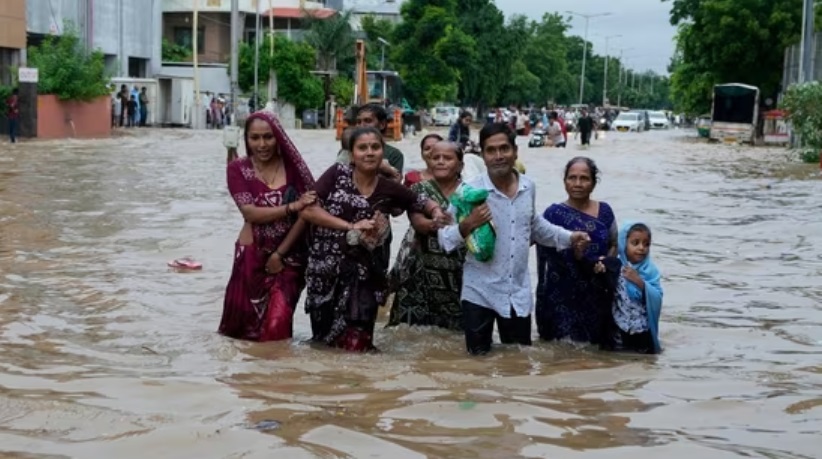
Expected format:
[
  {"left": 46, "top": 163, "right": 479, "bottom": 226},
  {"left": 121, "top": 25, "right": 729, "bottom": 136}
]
[{"left": 496, "top": 0, "right": 677, "bottom": 74}]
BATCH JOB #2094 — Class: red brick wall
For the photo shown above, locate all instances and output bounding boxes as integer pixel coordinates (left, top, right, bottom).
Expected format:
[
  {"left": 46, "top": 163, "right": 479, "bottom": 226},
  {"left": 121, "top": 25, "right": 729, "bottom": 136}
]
[{"left": 37, "top": 95, "right": 112, "bottom": 139}]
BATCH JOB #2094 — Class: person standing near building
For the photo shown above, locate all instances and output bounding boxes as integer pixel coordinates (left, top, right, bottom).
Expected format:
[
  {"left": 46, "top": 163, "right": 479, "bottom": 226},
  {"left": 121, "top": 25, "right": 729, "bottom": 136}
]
[
  {"left": 6, "top": 88, "right": 19, "bottom": 143},
  {"left": 139, "top": 87, "right": 149, "bottom": 127}
]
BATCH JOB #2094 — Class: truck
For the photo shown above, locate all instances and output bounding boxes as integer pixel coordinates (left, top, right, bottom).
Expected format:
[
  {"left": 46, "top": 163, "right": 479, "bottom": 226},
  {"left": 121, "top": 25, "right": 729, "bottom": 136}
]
[{"left": 710, "top": 83, "right": 760, "bottom": 144}]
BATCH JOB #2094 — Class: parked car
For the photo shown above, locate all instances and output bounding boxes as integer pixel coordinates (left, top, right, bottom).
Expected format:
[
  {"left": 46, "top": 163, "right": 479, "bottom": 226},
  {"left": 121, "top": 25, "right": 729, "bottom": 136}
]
[
  {"left": 432, "top": 106, "right": 459, "bottom": 126},
  {"left": 612, "top": 112, "right": 645, "bottom": 132},
  {"left": 648, "top": 111, "right": 671, "bottom": 129}
]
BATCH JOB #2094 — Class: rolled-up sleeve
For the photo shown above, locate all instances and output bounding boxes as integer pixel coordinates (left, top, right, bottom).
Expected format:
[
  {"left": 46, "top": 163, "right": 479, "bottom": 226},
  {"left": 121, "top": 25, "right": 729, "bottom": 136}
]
[
  {"left": 438, "top": 205, "right": 465, "bottom": 252},
  {"left": 532, "top": 214, "right": 573, "bottom": 250}
]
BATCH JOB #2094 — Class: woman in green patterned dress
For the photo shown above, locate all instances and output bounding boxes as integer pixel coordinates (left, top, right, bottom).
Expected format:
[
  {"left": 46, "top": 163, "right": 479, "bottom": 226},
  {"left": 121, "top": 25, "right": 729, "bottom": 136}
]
[{"left": 387, "top": 141, "right": 466, "bottom": 330}]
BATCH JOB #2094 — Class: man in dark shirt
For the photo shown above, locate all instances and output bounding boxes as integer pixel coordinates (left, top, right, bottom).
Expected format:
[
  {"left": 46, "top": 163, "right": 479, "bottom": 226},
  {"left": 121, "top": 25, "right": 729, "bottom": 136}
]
[
  {"left": 7, "top": 88, "right": 19, "bottom": 143},
  {"left": 355, "top": 104, "right": 404, "bottom": 181},
  {"left": 577, "top": 109, "right": 594, "bottom": 146}
]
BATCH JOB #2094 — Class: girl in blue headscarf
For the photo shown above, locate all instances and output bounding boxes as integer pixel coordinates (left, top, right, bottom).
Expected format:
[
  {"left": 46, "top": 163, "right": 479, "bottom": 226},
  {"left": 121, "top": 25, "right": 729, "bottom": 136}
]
[{"left": 608, "top": 221, "right": 663, "bottom": 354}]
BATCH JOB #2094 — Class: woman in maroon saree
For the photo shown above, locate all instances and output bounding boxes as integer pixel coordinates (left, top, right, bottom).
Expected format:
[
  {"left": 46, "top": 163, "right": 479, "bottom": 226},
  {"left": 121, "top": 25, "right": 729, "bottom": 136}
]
[
  {"left": 219, "top": 111, "right": 316, "bottom": 341},
  {"left": 300, "top": 127, "right": 449, "bottom": 352}
]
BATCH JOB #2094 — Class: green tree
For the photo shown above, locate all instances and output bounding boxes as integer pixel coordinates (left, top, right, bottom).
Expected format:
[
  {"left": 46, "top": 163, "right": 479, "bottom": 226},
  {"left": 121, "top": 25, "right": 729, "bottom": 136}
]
[
  {"left": 455, "top": 0, "right": 516, "bottom": 109},
  {"left": 520, "top": 13, "right": 574, "bottom": 106},
  {"left": 27, "top": 23, "right": 109, "bottom": 101},
  {"left": 330, "top": 76, "right": 355, "bottom": 105},
  {"left": 269, "top": 35, "right": 324, "bottom": 113},
  {"left": 782, "top": 81, "right": 822, "bottom": 157},
  {"left": 393, "top": 0, "right": 465, "bottom": 106},
  {"left": 303, "top": 9, "right": 356, "bottom": 75},
  {"left": 360, "top": 15, "right": 397, "bottom": 70},
  {"left": 664, "top": 0, "right": 804, "bottom": 114}
]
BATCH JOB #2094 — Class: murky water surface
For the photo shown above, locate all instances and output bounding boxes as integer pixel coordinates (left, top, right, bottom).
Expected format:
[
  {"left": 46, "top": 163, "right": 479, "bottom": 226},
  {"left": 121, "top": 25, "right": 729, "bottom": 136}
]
[{"left": 0, "top": 129, "right": 820, "bottom": 458}]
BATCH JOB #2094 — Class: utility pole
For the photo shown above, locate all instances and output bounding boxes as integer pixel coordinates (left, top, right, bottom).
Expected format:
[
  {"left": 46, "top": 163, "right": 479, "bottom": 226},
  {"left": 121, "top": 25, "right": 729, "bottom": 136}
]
[
  {"left": 230, "top": 0, "right": 239, "bottom": 124},
  {"left": 254, "top": 1, "right": 261, "bottom": 103},
  {"left": 192, "top": 0, "right": 201, "bottom": 129},
  {"left": 566, "top": 11, "right": 612, "bottom": 105},
  {"left": 799, "top": 0, "right": 815, "bottom": 83},
  {"left": 602, "top": 34, "right": 621, "bottom": 107}
]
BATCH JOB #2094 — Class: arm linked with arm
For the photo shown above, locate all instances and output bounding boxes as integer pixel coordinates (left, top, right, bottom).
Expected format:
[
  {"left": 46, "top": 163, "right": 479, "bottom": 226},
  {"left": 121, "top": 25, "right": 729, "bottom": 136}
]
[
  {"left": 437, "top": 205, "right": 465, "bottom": 252},
  {"left": 532, "top": 214, "right": 573, "bottom": 250}
]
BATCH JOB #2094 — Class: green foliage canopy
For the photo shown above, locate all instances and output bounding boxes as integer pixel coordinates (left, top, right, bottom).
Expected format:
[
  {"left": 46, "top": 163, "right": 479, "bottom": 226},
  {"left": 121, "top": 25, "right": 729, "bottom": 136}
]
[
  {"left": 27, "top": 24, "right": 110, "bottom": 101},
  {"left": 665, "top": 0, "right": 805, "bottom": 114}
]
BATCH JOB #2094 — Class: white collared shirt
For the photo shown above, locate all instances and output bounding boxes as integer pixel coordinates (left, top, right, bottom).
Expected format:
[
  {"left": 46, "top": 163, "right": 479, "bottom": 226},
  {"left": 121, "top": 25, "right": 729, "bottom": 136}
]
[{"left": 438, "top": 172, "right": 573, "bottom": 318}]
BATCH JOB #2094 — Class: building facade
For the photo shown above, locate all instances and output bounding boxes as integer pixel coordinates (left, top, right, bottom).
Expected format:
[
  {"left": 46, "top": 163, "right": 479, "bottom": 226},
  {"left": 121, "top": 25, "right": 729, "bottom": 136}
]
[
  {"left": 26, "top": 0, "right": 162, "bottom": 78},
  {"left": 0, "top": 0, "right": 27, "bottom": 85},
  {"left": 162, "top": 0, "right": 334, "bottom": 65}
]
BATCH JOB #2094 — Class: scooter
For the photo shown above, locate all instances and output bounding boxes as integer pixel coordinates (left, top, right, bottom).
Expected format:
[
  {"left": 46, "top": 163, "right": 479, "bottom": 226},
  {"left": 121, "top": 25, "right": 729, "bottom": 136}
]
[{"left": 528, "top": 129, "right": 547, "bottom": 148}]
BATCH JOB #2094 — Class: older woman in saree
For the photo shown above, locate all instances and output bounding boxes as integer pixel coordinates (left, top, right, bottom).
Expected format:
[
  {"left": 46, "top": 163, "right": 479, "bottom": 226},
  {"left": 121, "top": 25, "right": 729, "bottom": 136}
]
[
  {"left": 403, "top": 133, "right": 443, "bottom": 187},
  {"left": 387, "top": 141, "right": 466, "bottom": 330},
  {"left": 301, "top": 127, "right": 449, "bottom": 352},
  {"left": 219, "top": 111, "right": 317, "bottom": 342},
  {"left": 535, "top": 157, "right": 619, "bottom": 345}
]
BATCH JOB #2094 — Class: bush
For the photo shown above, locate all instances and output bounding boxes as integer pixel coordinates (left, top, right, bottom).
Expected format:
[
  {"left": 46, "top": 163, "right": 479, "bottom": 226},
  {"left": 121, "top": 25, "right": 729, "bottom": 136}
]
[
  {"left": 0, "top": 85, "right": 13, "bottom": 114},
  {"left": 798, "top": 148, "right": 820, "bottom": 164},
  {"left": 162, "top": 39, "right": 192, "bottom": 62},
  {"left": 330, "top": 76, "right": 354, "bottom": 105},
  {"left": 782, "top": 81, "right": 822, "bottom": 150},
  {"left": 27, "top": 23, "right": 110, "bottom": 101}
]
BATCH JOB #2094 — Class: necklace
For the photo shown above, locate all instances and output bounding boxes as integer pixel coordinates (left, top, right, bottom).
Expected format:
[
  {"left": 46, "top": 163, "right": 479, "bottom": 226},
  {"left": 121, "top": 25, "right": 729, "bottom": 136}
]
[
  {"left": 353, "top": 174, "right": 378, "bottom": 197},
  {"left": 253, "top": 157, "right": 282, "bottom": 188}
]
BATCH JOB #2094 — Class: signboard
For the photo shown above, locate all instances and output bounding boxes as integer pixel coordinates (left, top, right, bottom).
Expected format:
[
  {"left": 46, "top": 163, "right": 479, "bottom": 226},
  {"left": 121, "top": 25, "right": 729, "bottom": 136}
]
[{"left": 18, "top": 67, "right": 39, "bottom": 83}]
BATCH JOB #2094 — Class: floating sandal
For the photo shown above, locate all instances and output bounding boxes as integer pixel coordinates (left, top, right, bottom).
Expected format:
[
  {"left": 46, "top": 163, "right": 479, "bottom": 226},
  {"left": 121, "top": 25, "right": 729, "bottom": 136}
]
[{"left": 167, "top": 257, "right": 203, "bottom": 270}]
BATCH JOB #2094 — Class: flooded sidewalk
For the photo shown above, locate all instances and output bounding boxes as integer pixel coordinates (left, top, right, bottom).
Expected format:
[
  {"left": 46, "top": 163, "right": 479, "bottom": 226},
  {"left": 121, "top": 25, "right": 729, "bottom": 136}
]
[{"left": 0, "top": 128, "right": 820, "bottom": 458}]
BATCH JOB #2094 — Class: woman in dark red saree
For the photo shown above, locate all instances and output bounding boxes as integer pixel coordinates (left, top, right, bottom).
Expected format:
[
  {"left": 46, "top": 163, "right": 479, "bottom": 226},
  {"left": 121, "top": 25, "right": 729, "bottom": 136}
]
[{"left": 219, "top": 111, "right": 317, "bottom": 341}]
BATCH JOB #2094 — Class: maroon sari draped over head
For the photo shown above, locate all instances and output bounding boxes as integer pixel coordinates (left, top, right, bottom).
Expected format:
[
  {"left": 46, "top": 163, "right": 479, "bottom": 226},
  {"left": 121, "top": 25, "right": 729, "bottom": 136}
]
[{"left": 219, "top": 111, "right": 316, "bottom": 342}]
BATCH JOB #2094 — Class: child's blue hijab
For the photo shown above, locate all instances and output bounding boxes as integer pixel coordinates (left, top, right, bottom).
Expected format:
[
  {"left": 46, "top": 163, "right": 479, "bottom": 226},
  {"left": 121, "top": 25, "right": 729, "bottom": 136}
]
[{"left": 618, "top": 220, "right": 663, "bottom": 353}]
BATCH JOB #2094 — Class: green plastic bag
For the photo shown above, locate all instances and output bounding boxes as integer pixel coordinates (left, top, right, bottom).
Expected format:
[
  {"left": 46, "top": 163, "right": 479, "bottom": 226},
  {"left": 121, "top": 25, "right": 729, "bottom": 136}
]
[{"left": 450, "top": 184, "right": 496, "bottom": 262}]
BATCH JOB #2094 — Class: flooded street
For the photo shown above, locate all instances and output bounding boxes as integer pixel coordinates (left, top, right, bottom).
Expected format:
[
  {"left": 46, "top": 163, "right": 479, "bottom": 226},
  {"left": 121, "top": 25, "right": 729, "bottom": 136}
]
[{"left": 0, "top": 127, "right": 820, "bottom": 458}]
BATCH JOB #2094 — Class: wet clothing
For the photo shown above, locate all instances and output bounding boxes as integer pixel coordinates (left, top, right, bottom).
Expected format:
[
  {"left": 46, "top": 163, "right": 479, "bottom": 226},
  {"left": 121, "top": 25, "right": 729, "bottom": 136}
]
[
  {"left": 463, "top": 301, "right": 531, "bottom": 355},
  {"left": 578, "top": 115, "right": 594, "bottom": 145},
  {"left": 439, "top": 172, "right": 573, "bottom": 355},
  {"left": 612, "top": 220, "right": 663, "bottom": 353},
  {"left": 388, "top": 179, "right": 465, "bottom": 330},
  {"left": 536, "top": 202, "right": 618, "bottom": 345},
  {"left": 305, "top": 163, "right": 427, "bottom": 352},
  {"left": 219, "top": 111, "right": 316, "bottom": 342},
  {"left": 7, "top": 94, "right": 18, "bottom": 143}
]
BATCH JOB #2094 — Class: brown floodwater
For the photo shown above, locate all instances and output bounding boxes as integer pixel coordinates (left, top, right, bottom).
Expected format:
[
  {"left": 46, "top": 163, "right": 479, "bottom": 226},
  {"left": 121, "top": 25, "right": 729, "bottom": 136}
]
[{"left": 0, "top": 128, "right": 820, "bottom": 458}]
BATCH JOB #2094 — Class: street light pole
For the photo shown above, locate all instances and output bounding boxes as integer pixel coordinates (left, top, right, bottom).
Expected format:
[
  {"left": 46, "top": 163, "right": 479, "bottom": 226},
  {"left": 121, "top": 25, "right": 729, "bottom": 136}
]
[
  {"left": 566, "top": 11, "right": 612, "bottom": 105},
  {"left": 799, "top": 0, "right": 815, "bottom": 83},
  {"left": 602, "top": 34, "right": 621, "bottom": 107},
  {"left": 230, "top": 0, "right": 239, "bottom": 124}
]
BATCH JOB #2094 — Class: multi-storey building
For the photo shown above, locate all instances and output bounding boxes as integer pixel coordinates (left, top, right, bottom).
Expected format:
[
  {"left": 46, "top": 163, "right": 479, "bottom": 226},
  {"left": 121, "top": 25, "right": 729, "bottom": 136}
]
[
  {"left": 162, "top": 0, "right": 335, "bottom": 65},
  {"left": 0, "top": 0, "right": 26, "bottom": 85},
  {"left": 26, "top": 0, "right": 163, "bottom": 78}
]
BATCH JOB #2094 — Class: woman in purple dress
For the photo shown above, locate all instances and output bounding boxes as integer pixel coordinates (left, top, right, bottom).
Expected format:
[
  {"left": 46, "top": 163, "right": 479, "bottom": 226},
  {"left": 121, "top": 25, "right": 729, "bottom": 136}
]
[
  {"left": 535, "top": 157, "right": 619, "bottom": 345},
  {"left": 300, "top": 127, "right": 449, "bottom": 352},
  {"left": 219, "top": 111, "right": 317, "bottom": 341}
]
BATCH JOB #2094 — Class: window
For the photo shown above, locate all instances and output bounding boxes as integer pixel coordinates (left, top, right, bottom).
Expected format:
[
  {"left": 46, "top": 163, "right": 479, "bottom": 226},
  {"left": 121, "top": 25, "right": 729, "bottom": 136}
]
[{"left": 174, "top": 27, "right": 205, "bottom": 54}]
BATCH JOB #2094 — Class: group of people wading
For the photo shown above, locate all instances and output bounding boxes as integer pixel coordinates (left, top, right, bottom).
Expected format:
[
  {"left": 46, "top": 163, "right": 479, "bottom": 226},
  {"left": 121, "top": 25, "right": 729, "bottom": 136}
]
[{"left": 219, "top": 105, "right": 663, "bottom": 355}]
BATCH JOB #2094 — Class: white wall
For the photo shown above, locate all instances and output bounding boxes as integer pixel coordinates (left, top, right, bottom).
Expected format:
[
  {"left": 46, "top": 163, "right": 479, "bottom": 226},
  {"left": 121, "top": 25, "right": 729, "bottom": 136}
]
[{"left": 160, "top": 64, "right": 232, "bottom": 95}]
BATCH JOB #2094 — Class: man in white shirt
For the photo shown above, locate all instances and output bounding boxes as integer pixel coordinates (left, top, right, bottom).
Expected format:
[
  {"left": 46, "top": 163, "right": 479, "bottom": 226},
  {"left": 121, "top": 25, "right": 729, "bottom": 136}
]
[{"left": 439, "top": 123, "right": 591, "bottom": 355}]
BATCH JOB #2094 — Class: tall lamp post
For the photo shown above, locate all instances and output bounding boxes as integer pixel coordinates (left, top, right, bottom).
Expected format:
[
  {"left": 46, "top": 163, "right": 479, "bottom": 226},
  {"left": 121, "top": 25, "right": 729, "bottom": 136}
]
[
  {"left": 566, "top": 11, "right": 611, "bottom": 105},
  {"left": 602, "top": 34, "right": 622, "bottom": 107},
  {"left": 799, "top": 0, "right": 815, "bottom": 83}
]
